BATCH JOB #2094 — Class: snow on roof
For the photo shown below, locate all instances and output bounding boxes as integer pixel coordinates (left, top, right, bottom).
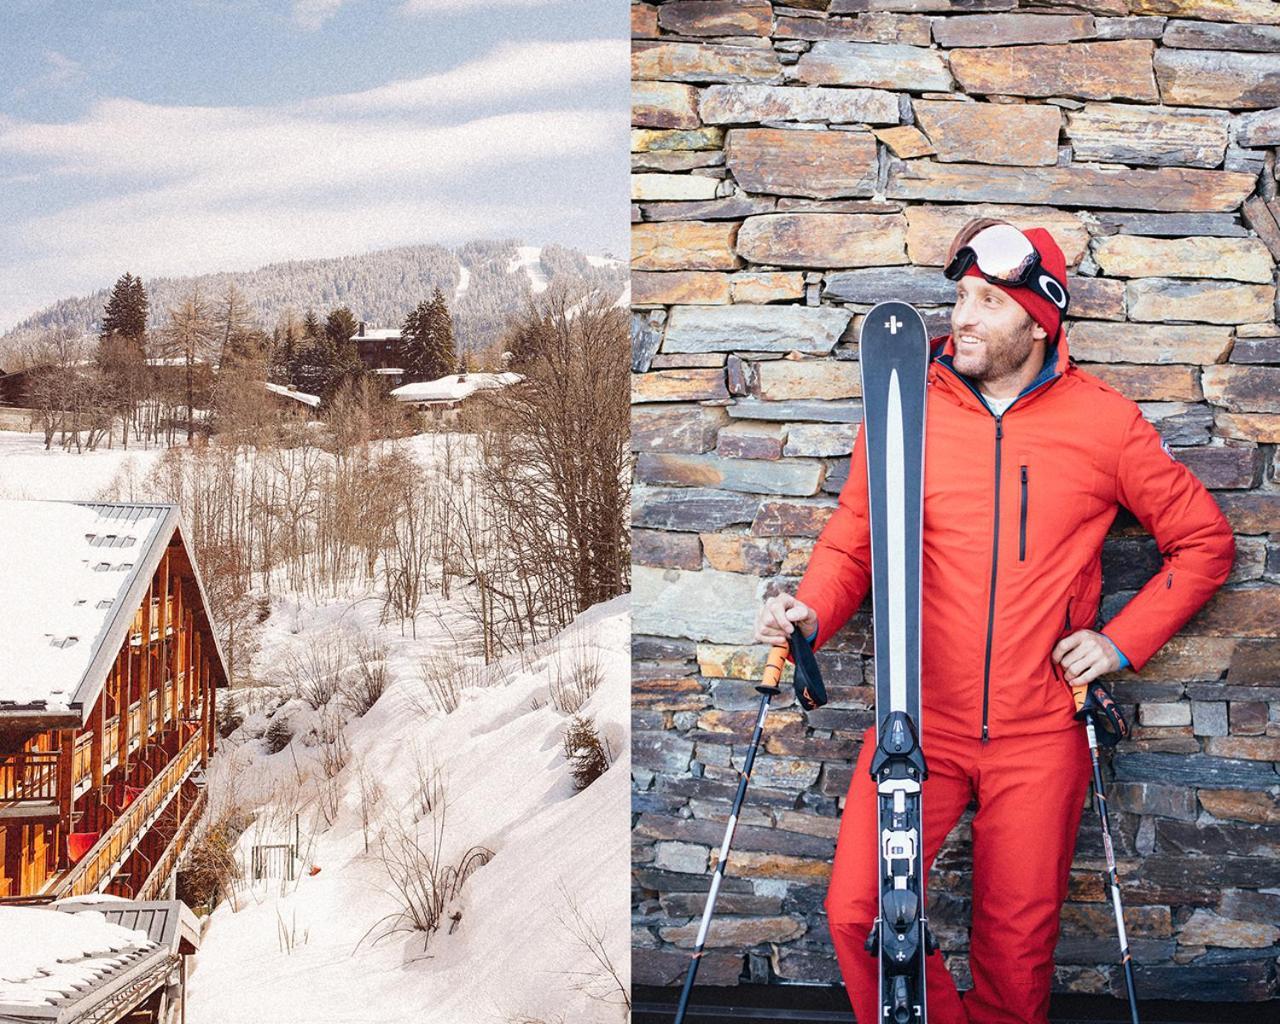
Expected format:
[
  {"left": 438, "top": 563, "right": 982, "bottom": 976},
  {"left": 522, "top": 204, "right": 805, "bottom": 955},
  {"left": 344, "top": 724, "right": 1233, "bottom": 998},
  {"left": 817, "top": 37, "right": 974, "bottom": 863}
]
[
  {"left": 0, "top": 501, "right": 176, "bottom": 716},
  {"left": 390, "top": 371, "right": 521, "bottom": 405},
  {"left": 263, "top": 382, "right": 321, "bottom": 408},
  {"left": 356, "top": 328, "right": 400, "bottom": 341},
  {"left": 0, "top": 906, "right": 159, "bottom": 1011}
]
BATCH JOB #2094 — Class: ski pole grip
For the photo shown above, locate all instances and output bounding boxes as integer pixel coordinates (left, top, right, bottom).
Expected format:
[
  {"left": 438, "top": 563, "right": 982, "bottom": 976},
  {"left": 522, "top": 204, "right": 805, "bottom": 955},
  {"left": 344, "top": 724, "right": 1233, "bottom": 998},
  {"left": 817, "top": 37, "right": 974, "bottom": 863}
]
[
  {"left": 762, "top": 645, "right": 788, "bottom": 689},
  {"left": 1071, "top": 682, "right": 1088, "bottom": 714}
]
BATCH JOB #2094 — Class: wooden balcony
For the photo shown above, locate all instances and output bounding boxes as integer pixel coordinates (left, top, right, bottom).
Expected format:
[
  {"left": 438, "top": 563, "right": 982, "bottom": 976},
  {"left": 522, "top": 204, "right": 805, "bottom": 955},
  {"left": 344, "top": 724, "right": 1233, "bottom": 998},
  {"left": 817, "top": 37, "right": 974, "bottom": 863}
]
[
  {"left": 51, "top": 730, "right": 204, "bottom": 899},
  {"left": 0, "top": 750, "right": 60, "bottom": 822}
]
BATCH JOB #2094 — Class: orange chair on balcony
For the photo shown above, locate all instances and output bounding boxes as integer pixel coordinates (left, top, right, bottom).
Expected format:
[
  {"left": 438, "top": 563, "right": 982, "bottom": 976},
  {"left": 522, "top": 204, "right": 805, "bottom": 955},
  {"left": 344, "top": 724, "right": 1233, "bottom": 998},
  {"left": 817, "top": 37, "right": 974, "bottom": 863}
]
[{"left": 68, "top": 831, "right": 101, "bottom": 862}]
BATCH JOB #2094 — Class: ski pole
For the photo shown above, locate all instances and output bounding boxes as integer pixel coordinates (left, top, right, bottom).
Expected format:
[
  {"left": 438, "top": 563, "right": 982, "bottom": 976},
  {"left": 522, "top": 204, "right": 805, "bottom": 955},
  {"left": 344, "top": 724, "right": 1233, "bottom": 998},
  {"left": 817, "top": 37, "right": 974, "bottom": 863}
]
[
  {"left": 1072, "top": 683, "right": 1140, "bottom": 1024},
  {"left": 672, "top": 643, "right": 786, "bottom": 1024},
  {"left": 672, "top": 628, "right": 827, "bottom": 1024}
]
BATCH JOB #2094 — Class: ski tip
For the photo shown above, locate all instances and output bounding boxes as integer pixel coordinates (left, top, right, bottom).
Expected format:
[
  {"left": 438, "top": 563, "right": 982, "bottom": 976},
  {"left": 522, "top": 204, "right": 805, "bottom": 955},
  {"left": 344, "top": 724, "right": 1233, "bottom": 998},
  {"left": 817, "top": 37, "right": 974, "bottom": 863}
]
[{"left": 860, "top": 302, "right": 928, "bottom": 348}]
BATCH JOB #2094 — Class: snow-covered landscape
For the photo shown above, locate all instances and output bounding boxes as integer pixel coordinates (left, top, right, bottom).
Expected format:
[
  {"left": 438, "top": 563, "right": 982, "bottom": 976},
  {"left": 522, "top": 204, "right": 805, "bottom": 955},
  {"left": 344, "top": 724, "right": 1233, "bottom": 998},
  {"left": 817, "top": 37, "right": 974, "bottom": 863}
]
[{"left": 0, "top": 421, "right": 630, "bottom": 1023}]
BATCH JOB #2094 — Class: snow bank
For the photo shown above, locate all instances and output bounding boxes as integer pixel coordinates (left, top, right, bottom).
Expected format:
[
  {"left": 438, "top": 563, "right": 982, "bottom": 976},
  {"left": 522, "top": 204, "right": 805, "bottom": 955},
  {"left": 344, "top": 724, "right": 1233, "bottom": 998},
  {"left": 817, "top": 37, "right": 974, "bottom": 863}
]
[
  {"left": 264, "top": 382, "right": 321, "bottom": 409},
  {"left": 185, "top": 596, "right": 630, "bottom": 1024},
  {"left": 390, "top": 372, "right": 521, "bottom": 404}
]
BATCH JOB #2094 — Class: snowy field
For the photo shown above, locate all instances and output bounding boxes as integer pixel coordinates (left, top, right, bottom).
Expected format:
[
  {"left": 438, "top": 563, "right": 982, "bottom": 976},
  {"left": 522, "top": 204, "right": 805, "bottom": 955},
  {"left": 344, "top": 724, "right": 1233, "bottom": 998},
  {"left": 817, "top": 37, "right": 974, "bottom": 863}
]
[
  {"left": 0, "top": 428, "right": 169, "bottom": 499},
  {"left": 1, "top": 426, "right": 631, "bottom": 1024}
]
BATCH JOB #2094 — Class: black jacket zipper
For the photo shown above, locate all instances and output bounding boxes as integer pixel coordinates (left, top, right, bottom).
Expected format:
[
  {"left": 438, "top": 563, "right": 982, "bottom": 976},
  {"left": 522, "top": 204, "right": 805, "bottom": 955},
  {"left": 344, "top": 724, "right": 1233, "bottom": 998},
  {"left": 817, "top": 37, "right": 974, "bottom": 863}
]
[
  {"left": 981, "top": 416, "right": 1003, "bottom": 741},
  {"left": 1019, "top": 466, "right": 1029, "bottom": 562}
]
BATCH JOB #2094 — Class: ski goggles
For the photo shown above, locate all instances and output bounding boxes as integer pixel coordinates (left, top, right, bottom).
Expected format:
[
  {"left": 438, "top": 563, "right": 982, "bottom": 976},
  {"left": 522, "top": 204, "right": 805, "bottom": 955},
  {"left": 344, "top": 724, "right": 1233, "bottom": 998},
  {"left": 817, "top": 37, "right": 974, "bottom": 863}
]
[{"left": 943, "top": 223, "right": 1070, "bottom": 313}]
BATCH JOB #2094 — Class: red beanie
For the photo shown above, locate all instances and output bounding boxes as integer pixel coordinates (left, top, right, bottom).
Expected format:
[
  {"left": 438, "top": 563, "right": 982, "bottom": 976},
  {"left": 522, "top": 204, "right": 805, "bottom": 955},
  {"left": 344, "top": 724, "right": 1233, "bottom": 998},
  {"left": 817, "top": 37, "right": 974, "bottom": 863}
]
[{"left": 963, "top": 226, "right": 1067, "bottom": 342}]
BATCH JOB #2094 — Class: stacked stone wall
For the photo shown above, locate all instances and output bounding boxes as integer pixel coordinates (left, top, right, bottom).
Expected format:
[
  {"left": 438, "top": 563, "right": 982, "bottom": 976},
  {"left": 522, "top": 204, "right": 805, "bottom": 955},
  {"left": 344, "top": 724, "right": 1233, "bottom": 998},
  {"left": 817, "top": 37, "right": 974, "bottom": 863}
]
[{"left": 630, "top": 0, "right": 1280, "bottom": 1002}]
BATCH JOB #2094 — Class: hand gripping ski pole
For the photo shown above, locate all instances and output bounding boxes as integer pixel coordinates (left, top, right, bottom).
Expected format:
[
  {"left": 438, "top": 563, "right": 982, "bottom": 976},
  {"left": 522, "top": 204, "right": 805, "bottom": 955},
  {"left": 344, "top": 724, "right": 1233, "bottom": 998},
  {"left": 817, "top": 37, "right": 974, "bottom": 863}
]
[
  {"left": 1072, "top": 683, "right": 1140, "bottom": 1024},
  {"left": 672, "top": 630, "right": 826, "bottom": 1024}
]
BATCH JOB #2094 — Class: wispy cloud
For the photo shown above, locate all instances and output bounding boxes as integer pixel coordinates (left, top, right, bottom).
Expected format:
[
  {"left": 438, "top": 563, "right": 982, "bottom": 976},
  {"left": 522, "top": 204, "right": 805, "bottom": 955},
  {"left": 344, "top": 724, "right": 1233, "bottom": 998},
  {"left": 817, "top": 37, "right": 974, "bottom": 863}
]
[
  {"left": 0, "top": 36, "right": 626, "bottom": 329},
  {"left": 291, "top": 0, "right": 348, "bottom": 31},
  {"left": 10, "top": 50, "right": 87, "bottom": 100},
  {"left": 327, "top": 38, "right": 627, "bottom": 113}
]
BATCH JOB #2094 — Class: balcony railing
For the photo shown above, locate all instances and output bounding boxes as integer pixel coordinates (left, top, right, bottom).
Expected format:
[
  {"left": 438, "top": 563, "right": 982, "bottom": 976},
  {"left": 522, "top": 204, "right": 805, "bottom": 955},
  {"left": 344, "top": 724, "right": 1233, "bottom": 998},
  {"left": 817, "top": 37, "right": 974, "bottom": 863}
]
[
  {"left": 0, "top": 750, "right": 60, "bottom": 805},
  {"left": 52, "top": 729, "right": 203, "bottom": 899},
  {"left": 138, "top": 786, "right": 207, "bottom": 901}
]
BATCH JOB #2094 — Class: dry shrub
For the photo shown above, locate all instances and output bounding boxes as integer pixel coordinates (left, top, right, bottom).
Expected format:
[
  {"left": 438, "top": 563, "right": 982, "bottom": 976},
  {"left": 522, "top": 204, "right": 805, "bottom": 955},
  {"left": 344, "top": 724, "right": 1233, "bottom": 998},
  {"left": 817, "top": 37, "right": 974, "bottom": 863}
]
[
  {"left": 359, "top": 771, "right": 492, "bottom": 951},
  {"left": 343, "top": 634, "right": 389, "bottom": 716},
  {"left": 316, "top": 710, "right": 350, "bottom": 826},
  {"left": 285, "top": 635, "right": 347, "bottom": 709},
  {"left": 415, "top": 652, "right": 490, "bottom": 715},
  {"left": 177, "top": 821, "right": 243, "bottom": 910},
  {"left": 550, "top": 636, "right": 605, "bottom": 715},
  {"left": 554, "top": 879, "right": 630, "bottom": 1015},
  {"left": 563, "top": 716, "right": 611, "bottom": 792}
]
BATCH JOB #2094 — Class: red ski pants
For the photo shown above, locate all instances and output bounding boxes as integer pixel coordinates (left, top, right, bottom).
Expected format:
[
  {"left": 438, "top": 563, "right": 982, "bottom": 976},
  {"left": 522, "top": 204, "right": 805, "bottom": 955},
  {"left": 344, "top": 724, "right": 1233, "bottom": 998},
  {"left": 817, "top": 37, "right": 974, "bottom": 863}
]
[{"left": 825, "top": 725, "right": 1090, "bottom": 1024}]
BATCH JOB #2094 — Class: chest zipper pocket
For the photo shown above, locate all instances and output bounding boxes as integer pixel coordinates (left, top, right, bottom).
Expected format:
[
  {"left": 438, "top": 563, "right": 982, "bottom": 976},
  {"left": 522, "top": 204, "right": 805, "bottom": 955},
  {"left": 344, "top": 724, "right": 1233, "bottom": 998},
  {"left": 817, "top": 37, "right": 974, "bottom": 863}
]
[{"left": 1018, "top": 465, "right": 1029, "bottom": 562}]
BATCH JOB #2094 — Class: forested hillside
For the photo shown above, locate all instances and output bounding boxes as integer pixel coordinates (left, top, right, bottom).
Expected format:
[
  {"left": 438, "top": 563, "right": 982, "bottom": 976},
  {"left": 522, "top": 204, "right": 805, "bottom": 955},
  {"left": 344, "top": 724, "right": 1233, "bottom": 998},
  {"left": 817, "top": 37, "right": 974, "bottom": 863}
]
[{"left": 3, "top": 240, "right": 624, "bottom": 354}]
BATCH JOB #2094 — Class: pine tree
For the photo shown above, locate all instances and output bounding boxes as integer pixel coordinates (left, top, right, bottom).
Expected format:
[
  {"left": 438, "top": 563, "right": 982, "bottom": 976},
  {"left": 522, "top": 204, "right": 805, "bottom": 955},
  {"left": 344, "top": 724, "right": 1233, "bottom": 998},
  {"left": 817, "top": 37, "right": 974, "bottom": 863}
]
[
  {"left": 302, "top": 310, "right": 322, "bottom": 342},
  {"left": 324, "top": 306, "right": 358, "bottom": 348},
  {"left": 100, "top": 272, "right": 149, "bottom": 348},
  {"left": 400, "top": 288, "right": 456, "bottom": 382}
]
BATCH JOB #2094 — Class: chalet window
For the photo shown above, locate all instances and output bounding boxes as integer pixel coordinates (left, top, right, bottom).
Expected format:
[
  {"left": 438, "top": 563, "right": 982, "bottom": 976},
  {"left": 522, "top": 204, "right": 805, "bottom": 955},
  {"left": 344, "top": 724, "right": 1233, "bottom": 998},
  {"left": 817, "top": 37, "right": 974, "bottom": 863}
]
[{"left": 49, "top": 636, "right": 79, "bottom": 648}]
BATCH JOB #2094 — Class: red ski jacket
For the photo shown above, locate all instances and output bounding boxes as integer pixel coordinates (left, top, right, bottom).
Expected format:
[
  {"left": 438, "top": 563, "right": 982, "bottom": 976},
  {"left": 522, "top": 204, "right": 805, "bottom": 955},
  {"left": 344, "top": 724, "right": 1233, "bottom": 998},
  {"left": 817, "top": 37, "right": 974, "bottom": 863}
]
[{"left": 795, "top": 329, "right": 1235, "bottom": 740}]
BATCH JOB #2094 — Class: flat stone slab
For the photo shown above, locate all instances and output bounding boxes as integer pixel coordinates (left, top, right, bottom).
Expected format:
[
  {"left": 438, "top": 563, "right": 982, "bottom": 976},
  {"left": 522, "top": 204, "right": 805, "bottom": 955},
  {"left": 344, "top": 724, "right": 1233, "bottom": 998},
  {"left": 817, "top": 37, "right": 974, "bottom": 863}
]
[
  {"left": 886, "top": 159, "right": 1255, "bottom": 213},
  {"left": 663, "top": 304, "right": 854, "bottom": 354}
]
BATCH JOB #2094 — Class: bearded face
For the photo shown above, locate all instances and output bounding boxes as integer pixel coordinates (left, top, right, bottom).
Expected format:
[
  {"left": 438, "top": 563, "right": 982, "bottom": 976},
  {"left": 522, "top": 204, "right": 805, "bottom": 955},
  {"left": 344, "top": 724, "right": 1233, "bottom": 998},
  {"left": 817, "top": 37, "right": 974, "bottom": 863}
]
[{"left": 950, "top": 276, "right": 1046, "bottom": 385}]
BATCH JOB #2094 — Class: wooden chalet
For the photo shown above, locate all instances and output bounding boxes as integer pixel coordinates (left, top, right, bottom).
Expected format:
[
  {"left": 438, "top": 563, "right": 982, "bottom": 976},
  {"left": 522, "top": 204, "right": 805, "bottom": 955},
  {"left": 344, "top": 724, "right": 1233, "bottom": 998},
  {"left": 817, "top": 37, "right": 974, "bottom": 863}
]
[
  {"left": 0, "top": 501, "right": 229, "bottom": 903},
  {"left": 352, "top": 322, "right": 402, "bottom": 370}
]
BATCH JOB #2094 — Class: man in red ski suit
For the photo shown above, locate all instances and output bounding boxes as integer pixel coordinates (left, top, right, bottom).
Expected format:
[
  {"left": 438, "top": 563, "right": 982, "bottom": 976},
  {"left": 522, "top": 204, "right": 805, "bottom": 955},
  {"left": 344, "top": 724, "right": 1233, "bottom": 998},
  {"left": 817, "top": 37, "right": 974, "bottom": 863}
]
[{"left": 756, "top": 220, "right": 1235, "bottom": 1024}]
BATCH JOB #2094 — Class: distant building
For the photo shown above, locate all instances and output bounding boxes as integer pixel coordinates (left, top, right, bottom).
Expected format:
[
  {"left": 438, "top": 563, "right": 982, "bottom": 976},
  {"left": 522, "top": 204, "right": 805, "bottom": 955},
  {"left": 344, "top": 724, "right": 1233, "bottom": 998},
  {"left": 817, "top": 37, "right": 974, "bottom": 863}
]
[
  {"left": 0, "top": 501, "right": 228, "bottom": 903},
  {"left": 390, "top": 371, "right": 521, "bottom": 423},
  {"left": 263, "top": 382, "right": 322, "bottom": 414},
  {"left": 352, "top": 322, "right": 401, "bottom": 370}
]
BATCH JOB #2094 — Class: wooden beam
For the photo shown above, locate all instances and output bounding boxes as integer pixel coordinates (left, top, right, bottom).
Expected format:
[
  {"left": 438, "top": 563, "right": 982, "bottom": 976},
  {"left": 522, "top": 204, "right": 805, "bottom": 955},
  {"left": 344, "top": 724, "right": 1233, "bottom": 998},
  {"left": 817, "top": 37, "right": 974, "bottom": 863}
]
[
  {"left": 158, "top": 557, "right": 169, "bottom": 729},
  {"left": 117, "top": 648, "right": 130, "bottom": 779},
  {"left": 139, "top": 576, "right": 152, "bottom": 740},
  {"left": 56, "top": 729, "right": 73, "bottom": 868}
]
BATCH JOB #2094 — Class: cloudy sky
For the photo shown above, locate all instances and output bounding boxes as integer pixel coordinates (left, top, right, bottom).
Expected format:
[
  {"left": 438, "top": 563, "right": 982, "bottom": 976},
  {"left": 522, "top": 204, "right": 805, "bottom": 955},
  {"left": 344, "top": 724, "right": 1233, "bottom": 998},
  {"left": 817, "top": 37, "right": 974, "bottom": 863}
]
[{"left": 0, "top": 0, "right": 629, "bottom": 330}]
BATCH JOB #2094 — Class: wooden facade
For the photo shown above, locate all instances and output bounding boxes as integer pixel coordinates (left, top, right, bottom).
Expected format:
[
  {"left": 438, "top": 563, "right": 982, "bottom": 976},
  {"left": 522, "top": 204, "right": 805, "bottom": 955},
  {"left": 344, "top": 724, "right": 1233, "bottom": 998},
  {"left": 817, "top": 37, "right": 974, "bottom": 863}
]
[{"left": 0, "top": 507, "right": 228, "bottom": 902}]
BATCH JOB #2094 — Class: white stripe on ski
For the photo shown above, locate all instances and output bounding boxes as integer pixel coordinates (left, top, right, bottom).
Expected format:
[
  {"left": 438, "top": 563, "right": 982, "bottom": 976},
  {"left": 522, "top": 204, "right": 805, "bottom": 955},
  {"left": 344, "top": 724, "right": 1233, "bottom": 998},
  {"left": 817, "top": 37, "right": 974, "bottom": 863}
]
[{"left": 887, "top": 368, "right": 906, "bottom": 714}]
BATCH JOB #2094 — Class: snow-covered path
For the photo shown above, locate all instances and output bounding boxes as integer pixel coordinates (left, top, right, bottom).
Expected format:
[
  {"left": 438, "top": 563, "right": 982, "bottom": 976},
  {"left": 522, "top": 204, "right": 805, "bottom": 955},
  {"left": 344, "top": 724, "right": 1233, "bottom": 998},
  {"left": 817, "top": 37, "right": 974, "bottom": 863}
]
[
  {"left": 454, "top": 261, "right": 471, "bottom": 304},
  {"left": 508, "top": 246, "right": 549, "bottom": 294}
]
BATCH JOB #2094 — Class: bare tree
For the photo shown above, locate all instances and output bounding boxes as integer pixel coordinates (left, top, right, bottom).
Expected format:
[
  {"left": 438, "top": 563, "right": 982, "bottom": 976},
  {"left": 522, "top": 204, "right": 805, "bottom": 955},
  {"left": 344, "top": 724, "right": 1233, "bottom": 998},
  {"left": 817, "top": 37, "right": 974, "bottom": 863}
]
[
  {"left": 161, "top": 288, "right": 217, "bottom": 442},
  {"left": 473, "top": 286, "right": 631, "bottom": 642}
]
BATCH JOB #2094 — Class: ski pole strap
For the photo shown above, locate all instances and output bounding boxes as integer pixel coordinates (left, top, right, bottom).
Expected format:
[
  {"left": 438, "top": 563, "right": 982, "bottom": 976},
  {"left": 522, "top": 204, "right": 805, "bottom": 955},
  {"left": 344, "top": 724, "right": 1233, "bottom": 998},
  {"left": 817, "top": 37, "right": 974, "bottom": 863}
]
[
  {"left": 789, "top": 628, "right": 828, "bottom": 711},
  {"left": 1072, "top": 680, "right": 1130, "bottom": 748}
]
